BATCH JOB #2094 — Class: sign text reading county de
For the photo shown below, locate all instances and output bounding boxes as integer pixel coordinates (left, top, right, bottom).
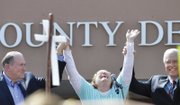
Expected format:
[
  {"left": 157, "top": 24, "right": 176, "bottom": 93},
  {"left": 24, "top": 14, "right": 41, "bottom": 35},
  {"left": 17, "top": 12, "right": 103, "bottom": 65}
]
[{"left": 0, "top": 20, "right": 180, "bottom": 48}]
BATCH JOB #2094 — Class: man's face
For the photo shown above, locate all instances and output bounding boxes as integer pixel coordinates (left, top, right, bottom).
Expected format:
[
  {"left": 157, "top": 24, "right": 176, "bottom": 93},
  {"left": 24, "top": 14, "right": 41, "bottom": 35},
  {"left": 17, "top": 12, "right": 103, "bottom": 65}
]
[
  {"left": 164, "top": 53, "right": 178, "bottom": 78},
  {"left": 8, "top": 54, "right": 26, "bottom": 82}
]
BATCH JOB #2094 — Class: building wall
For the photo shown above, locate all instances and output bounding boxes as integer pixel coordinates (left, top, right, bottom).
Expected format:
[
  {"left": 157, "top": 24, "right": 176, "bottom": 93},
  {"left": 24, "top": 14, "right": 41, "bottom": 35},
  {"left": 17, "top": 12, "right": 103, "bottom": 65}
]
[{"left": 0, "top": 0, "right": 180, "bottom": 104}]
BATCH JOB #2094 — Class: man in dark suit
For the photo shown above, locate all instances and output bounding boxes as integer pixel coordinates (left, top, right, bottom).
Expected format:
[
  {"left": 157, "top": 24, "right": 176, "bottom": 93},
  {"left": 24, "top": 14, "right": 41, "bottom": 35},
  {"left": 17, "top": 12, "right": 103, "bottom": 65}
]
[
  {"left": 0, "top": 51, "right": 66, "bottom": 105},
  {"left": 129, "top": 48, "right": 180, "bottom": 105}
]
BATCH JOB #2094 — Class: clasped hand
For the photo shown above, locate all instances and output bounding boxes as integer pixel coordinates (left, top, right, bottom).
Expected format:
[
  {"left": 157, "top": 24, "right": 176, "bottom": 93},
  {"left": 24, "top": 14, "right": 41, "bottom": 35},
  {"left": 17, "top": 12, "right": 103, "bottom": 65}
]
[{"left": 126, "top": 29, "right": 140, "bottom": 43}]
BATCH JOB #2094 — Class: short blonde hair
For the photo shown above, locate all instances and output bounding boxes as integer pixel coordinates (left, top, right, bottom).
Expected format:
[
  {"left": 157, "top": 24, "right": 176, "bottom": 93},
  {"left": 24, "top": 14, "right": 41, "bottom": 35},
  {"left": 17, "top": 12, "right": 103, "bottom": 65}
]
[{"left": 22, "top": 90, "right": 63, "bottom": 105}]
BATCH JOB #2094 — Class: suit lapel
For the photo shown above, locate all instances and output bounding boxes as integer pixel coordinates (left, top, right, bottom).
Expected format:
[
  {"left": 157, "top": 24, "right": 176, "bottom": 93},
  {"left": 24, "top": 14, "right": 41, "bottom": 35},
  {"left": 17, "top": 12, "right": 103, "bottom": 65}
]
[
  {"left": 174, "top": 80, "right": 180, "bottom": 101},
  {"left": 158, "top": 78, "right": 168, "bottom": 88},
  {"left": 0, "top": 75, "right": 15, "bottom": 105},
  {"left": 156, "top": 77, "right": 173, "bottom": 100},
  {"left": 18, "top": 83, "right": 26, "bottom": 97}
]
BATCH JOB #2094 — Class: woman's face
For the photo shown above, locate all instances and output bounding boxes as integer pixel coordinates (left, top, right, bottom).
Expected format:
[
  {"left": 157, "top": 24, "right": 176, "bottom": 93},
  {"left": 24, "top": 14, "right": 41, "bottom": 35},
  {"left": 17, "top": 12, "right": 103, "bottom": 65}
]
[{"left": 94, "top": 70, "right": 112, "bottom": 87}]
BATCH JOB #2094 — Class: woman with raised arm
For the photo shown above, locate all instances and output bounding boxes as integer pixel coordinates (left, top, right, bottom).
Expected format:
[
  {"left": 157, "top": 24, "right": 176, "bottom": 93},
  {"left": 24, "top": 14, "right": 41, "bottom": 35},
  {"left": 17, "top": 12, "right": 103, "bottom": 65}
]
[{"left": 58, "top": 29, "right": 140, "bottom": 105}]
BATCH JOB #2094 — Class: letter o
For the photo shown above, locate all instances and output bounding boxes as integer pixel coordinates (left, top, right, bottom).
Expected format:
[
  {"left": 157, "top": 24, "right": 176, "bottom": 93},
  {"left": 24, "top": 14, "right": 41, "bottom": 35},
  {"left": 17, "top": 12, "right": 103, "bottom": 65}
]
[{"left": 0, "top": 23, "right": 22, "bottom": 48}]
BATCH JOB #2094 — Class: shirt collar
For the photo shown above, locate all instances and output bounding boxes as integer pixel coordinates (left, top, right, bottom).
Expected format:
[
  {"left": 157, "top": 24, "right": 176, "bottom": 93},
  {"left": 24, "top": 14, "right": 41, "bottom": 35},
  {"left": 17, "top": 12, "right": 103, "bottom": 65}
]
[
  {"left": 168, "top": 76, "right": 178, "bottom": 84},
  {"left": 3, "top": 71, "right": 22, "bottom": 87}
]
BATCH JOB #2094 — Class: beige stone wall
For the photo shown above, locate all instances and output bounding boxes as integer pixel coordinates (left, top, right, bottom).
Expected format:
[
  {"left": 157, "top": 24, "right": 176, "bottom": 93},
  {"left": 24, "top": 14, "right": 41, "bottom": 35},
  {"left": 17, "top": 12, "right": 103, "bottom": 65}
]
[
  {"left": 0, "top": 0, "right": 180, "bottom": 103},
  {"left": 1, "top": 0, "right": 179, "bottom": 80}
]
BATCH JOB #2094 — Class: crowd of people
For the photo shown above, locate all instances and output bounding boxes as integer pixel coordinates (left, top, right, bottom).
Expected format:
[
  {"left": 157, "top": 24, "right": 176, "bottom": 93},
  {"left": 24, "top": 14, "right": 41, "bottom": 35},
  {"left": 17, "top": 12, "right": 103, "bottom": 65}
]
[{"left": 0, "top": 29, "right": 180, "bottom": 105}]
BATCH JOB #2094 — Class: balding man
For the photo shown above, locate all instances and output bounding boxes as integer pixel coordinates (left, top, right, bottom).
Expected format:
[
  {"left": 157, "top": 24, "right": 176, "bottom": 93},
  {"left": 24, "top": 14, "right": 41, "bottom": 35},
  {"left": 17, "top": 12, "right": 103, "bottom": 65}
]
[
  {"left": 130, "top": 48, "right": 180, "bottom": 105},
  {"left": 0, "top": 51, "right": 65, "bottom": 105}
]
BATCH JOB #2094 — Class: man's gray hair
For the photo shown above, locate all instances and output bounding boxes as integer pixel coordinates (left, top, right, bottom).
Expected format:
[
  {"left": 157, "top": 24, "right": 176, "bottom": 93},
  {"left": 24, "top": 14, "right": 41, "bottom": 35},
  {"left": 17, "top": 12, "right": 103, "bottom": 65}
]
[
  {"left": 1, "top": 51, "right": 22, "bottom": 68},
  {"left": 163, "top": 48, "right": 178, "bottom": 63}
]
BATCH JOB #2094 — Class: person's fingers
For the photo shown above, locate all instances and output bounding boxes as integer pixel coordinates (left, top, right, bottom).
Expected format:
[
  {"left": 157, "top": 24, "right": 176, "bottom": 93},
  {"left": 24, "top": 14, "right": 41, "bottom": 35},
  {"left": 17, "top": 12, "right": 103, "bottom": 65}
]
[
  {"left": 57, "top": 42, "right": 66, "bottom": 52},
  {"left": 122, "top": 46, "right": 127, "bottom": 55}
]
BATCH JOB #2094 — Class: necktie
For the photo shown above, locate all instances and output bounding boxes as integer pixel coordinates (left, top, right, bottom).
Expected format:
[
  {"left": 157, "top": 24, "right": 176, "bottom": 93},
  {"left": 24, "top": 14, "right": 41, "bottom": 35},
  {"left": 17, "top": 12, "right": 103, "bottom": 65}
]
[{"left": 169, "top": 81, "right": 176, "bottom": 99}]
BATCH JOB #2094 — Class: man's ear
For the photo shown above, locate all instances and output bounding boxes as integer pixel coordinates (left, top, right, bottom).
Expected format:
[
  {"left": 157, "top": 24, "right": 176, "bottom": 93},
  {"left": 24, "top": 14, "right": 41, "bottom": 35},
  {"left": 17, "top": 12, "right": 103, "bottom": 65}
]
[{"left": 4, "top": 64, "right": 10, "bottom": 71}]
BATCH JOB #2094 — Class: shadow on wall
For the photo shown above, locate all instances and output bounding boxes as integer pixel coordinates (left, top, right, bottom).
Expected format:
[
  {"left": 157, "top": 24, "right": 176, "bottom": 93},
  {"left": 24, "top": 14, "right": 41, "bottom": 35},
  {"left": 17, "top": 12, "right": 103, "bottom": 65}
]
[{"left": 52, "top": 80, "right": 79, "bottom": 99}]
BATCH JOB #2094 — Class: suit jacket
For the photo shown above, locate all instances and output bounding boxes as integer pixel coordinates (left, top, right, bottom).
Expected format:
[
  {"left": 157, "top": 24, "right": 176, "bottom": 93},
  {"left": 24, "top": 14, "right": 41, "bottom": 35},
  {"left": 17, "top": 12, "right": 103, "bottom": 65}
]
[
  {"left": 130, "top": 70, "right": 180, "bottom": 105},
  {"left": 0, "top": 61, "right": 66, "bottom": 105}
]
